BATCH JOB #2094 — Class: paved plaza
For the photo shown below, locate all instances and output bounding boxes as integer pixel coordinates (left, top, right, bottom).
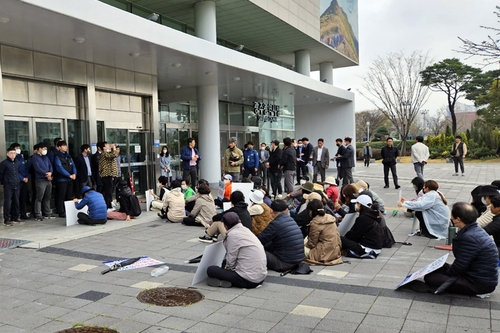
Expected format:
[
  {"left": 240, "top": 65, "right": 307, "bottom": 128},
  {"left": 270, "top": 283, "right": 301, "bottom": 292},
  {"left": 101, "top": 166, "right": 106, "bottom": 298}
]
[{"left": 1, "top": 161, "right": 500, "bottom": 333}]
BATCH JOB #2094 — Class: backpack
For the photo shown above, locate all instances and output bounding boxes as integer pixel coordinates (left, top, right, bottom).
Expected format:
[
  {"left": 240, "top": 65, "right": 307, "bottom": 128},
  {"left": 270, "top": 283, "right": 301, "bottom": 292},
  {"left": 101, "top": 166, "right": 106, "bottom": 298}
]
[{"left": 129, "top": 195, "right": 142, "bottom": 217}]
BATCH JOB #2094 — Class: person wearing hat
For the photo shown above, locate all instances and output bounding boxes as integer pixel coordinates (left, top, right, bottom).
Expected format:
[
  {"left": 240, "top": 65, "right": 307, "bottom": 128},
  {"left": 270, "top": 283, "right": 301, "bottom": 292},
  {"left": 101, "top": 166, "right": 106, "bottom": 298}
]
[
  {"left": 267, "top": 139, "right": 283, "bottom": 199},
  {"left": 248, "top": 190, "right": 274, "bottom": 235},
  {"left": 293, "top": 192, "right": 326, "bottom": 237},
  {"left": 215, "top": 174, "right": 233, "bottom": 209},
  {"left": 224, "top": 137, "right": 243, "bottom": 182},
  {"left": 476, "top": 185, "right": 500, "bottom": 228},
  {"left": 324, "top": 176, "right": 339, "bottom": 204},
  {"left": 355, "top": 180, "right": 386, "bottom": 215},
  {"left": 73, "top": 186, "right": 107, "bottom": 225},
  {"left": 341, "top": 194, "right": 384, "bottom": 257},
  {"left": 206, "top": 212, "right": 267, "bottom": 288}
]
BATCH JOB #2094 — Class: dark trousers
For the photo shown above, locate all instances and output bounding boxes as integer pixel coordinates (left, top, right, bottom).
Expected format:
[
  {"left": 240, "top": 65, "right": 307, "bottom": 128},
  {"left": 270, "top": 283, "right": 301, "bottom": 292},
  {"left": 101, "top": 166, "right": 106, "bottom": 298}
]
[
  {"left": 341, "top": 236, "right": 365, "bottom": 256},
  {"left": 77, "top": 212, "right": 107, "bottom": 225},
  {"left": 342, "top": 168, "right": 353, "bottom": 186},
  {"left": 214, "top": 198, "right": 229, "bottom": 209},
  {"left": 415, "top": 211, "right": 436, "bottom": 239},
  {"left": 183, "top": 166, "right": 198, "bottom": 189},
  {"left": 313, "top": 163, "right": 326, "bottom": 183},
  {"left": 364, "top": 155, "right": 370, "bottom": 167},
  {"left": 243, "top": 167, "right": 257, "bottom": 178},
  {"left": 55, "top": 181, "right": 73, "bottom": 215},
  {"left": 18, "top": 181, "right": 29, "bottom": 218},
  {"left": 207, "top": 266, "right": 263, "bottom": 289},
  {"left": 259, "top": 164, "right": 268, "bottom": 185},
  {"left": 183, "top": 216, "right": 203, "bottom": 226},
  {"left": 424, "top": 263, "right": 495, "bottom": 295},
  {"left": 296, "top": 161, "right": 307, "bottom": 182},
  {"left": 265, "top": 251, "right": 296, "bottom": 272},
  {"left": 383, "top": 164, "right": 399, "bottom": 187},
  {"left": 101, "top": 176, "right": 114, "bottom": 208},
  {"left": 4, "top": 186, "right": 20, "bottom": 221},
  {"left": 336, "top": 166, "right": 343, "bottom": 183},
  {"left": 78, "top": 176, "right": 93, "bottom": 199},
  {"left": 269, "top": 170, "right": 283, "bottom": 196},
  {"left": 453, "top": 156, "right": 465, "bottom": 173},
  {"left": 185, "top": 200, "right": 196, "bottom": 212}
]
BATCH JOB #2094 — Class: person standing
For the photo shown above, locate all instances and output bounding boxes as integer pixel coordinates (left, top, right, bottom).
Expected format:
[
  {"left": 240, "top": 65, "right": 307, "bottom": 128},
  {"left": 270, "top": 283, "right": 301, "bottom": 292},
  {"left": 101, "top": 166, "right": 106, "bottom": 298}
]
[
  {"left": 451, "top": 135, "right": 467, "bottom": 176},
  {"left": 224, "top": 137, "right": 243, "bottom": 182},
  {"left": 10, "top": 143, "right": 30, "bottom": 220},
  {"left": 181, "top": 138, "right": 200, "bottom": 188},
  {"left": 295, "top": 139, "right": 307, "bottom": 185},
  {"left": 74, "top": 144, "right": 93, "bottom": 199},
  {"left": 242, "top": 141, "right": 259, "bottom": 178},
  {"left": 91, "top": 143, "right": 102, "bottom": 193},
  {"left": 333, "top": 138, "right": 346, "bottom": 184},
  {"left": 301, "top": 137, "right": 314, "bottom": 180},
  {"left": 280, "top": 137, "right": 296, "bottom": 194},
  {"left": 363, "top": 142, "right": 372, "bottom": 167},
  {"left": 115, "top": 146, "right": 122, "bottom": 181},
  {"left": 411, "top": 136, "right": 429, "bottom": 180},
  {"left": 98, "top": 141, "right": 119, "bottom": 209},
  {"left": 258, "top": 142, "right": 270, "bottom": 186},
  {"left": 311, "top": 138, "right": 330, "bottom": 183},
  {"left": 267, "top": 140, "right": 283, "bottom": 199},
  {"left": 31, "top": 143, "right": 55, "bottom": 221},
  {"left": 159, "top": 145, "right": 172, "bottom": 183},
  {"left": 336, "top": 137, "right": 355, "bottom": 186},
  {"left": 53, "top": 141, "right": 77, "bottom": 217},
  {"left": 0, "top": 148, "right": 22, "bottom": 225},
  {"left": 381, "top": 137, "right": 400, "bottom": 189}
]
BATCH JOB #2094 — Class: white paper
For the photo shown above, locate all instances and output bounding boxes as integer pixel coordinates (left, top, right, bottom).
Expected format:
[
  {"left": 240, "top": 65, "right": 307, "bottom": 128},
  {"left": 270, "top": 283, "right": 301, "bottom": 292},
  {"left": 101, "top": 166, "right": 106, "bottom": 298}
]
[
  {"left": 218, "top": 180, "right": 225, "bottom": 201},
  {"left": 337, "top": 213, "right": 358, "bottom": 236},
  {"left": 192, "top": 241, "right": 227, "bottom": 286},
  {"left": 223, "top": 202, "right": 232, "bottom": 211},
  {"left": 396, "top": 253, "right": 449, "bottom": 288},
  {"left": 145, "top": 190, "right": 155, "bottom": 212},
  {"left": 231, "top": 182, "right": 254, "bottom": 206},
  {"left": 64, "top": 200, "right": 88, "bottom": 226},
  {"left": 135, "top": 145, "right": 141, "bottom": 153},
  {"left": 399, "top": 189, "right": 402, "bottom": 201}
]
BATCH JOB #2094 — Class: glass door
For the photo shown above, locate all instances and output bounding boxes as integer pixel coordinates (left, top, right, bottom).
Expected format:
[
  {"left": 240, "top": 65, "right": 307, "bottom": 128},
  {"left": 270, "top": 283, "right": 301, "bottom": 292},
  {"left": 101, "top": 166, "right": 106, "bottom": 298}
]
[
  {"left": 35, "top": 118, "right": 64, "bottom": 151},
  {"left": 5, "top": 119, "right": 30, "bottom": 160}
]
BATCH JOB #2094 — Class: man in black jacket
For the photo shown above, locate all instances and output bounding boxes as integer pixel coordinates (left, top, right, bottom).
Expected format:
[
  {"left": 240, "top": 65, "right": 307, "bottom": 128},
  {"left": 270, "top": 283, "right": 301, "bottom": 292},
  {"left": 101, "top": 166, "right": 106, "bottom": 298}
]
[
  {"left": 332, "top": 138, "right": 346, "bottom": 184},
  {"left": 381, "top": 137, "right": 400, "bottom": 189},
  {"left": 0, "top": 148, "right": 22, "bottom": 225},
  {"left": 280, "top": 137, "right": 296, "bottom": 194},
  {"left": 74, "top": 144, "right": 93, "bottom": 198},
  {"left": 267, "top": 140, "right": 283, "bottom": 199},
  {"left": 336, "top": 137, "right": 355, "bottom": 186},
  {"left": 90, "top": 142, "right": 102, "bottom": 193}
]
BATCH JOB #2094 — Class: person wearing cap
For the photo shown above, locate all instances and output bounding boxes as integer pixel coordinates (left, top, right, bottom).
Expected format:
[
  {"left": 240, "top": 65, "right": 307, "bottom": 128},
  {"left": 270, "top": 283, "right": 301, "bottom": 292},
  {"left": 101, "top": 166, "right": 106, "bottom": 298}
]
[
  {"left": 336, "top": 137, "right": 355, "bottom": 186},
  {"left": 206, "top": 212, "right": 267, "bottom": 288},
  {"left": 214, "top": 174, "right": 233, "bottom": 209},
  {"left": 355, "top": 180, "right": 386, "bottom": 214},
  {"left": 248, "top": 190, "right": 274, "bottom": 235},
  {"left": 324, "top": 176, "right": 339, "bottom": 204},
  {"left": 73, "top": 186, "right": 107, "bottom": 225},
  {"left": 257, "top": 200, "right": 304, "bottom": 271},
  {"left": 242, "top": 141, "right": 259, "bottom": 178},
  {"left": 398, "top": 180, "right": 449, "bottom": 239},
  {"left": 224, "top": 137, "right": 243, "bottom": 182},
  {"left": 476, "top": 185, "right": 500, "bottom": 228},
  {"left": 267, "top": 139, "right": 283, "bottom": 199},
  {"left": 342, "top": 194, "right": 384, "bottom": 257},
  {"left": 0, "top": 147, "right": 22, "bottom": 226}
]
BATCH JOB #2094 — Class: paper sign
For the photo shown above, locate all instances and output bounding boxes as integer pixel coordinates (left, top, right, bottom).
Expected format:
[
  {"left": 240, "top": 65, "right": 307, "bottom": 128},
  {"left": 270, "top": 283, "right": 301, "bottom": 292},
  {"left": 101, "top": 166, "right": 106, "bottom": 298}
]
[
  {"left": 192, "top": 242, "right": 227, "bottom": 286},
  {"left": 337, "top": 213, "right": 358, "bottom": 236},
  {"left": 223, "top": 202, "right": 232, "bottom": 211},
  {"left": 154, "top": 139, "right": 160, "bottom": 147},
  {"left": 64, "top": 200, "right": 88, "bottom": 226},
  {"left": 232, "top": 182, "right": 254, "bottom": 206},
  {"left": 103, "top": 256, "right": 165, "bottom": 271},
  {"left": 145, "top": 190, "right": 155, "bottom": 212},
  {"left": 135, "top": 145, "right": 141, "bottom": 153},
  {"left": 396, "top": 253, "right": 449, "bottom": 288},
  {"left": 91, "top": 143, "right": 97, "bottom": 154},
  {"left": 218, "top": 180, "right": 225, "bottom": 201}
]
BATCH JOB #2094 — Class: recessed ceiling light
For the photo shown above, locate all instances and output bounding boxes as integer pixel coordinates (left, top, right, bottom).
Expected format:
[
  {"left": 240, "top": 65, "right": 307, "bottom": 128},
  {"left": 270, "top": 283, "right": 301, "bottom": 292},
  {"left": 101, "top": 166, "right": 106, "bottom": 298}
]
[
  {"left": 233, "top": 77, "right": 240, "bottom": 81},
  {"left": 289, "top": 92, "right": 295, "bottom": 95},
  {"left": 0, "top": 18, "right": 10, "bottom": 24},
  {"left": 129, "top": 52, "right": 140, "bottom": 57},
  {"left": 172, "top": 63, "right": 181, "bottom": 68},
  {"left": 222, "top": 93, "right": 228, "bottom": 97},
  {"left": 175, "top": 85, "right": 181, "bottom": 89},
  {"left": 304, "top": 95, "right": 309, "bottom": 99},
  {"left": 241, "top": 97, "right": 246, "bottom": 101},
  {"left": 73, "top": 37, "right": 85, "bottom": 43}
]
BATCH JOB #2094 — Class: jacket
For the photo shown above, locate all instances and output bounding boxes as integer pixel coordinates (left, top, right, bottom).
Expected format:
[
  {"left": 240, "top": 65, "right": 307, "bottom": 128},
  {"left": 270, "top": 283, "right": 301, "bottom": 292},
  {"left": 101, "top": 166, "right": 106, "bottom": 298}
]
[
  {"left": 325, "top": 185, "right": 339, "bottom": 203},
  {"left": 381, "top": 145, "right": 399, "bottom": 166},
  {"left": 223, "top": 182, "right": 232, "bottom": 200},
  {"left": 0, "top": 157, "right": 21, "bottom": 188},
  {"left": 257, "top": 212, "right": 304, "bottom": 265},
  {"left": 74, "top": 154, "right": 91, "bottom": 183},
  {"left": 212, "top": 201, "right": 252, "bottom": 230},
  {"left": 448, "top": 222, "right": 498, "bottom": 287},
  {"left": 451, "top": 142, "right": 467, "bottom": 157},
  {"left": 259, "top": 148, "right": 270, "bottom": 164},
  {"left": 478, "top": 204, "right": 495, "bottom": 228},
  {"left": 411, "top": 142, "right": 430, "bottom": 164},
  {"left": 243, "top": 148, "right": 259, "bottom": 169},
  {"left": 184, "top": 186, "right": 196, "bottom": 200},
  {"left": 163, "top": 188, "right": 186, "bottom": 222},
  {"left": 402, "top": 191, "right": 450, "bottom": 239},
  {"left": 99, "top": 150, "right": 118, "bottom": 178},
  {"left": 15, "top": 154, "right": 29, "bottom": 181},
  {"left": 311, "top": 146, "right": 330, "bottom": 168},
  {"left": 268, "top": 147, "right": 282, "bottom": 172},
  {"left": 180, "top": 146, "right": 201, "bottom": 171},
  {"left": 335, "top": 145, "right": 346, "bottom": 168},
  {"left": 31, "top": 153, "right": 53, "bottom": 181},
  {"left": 303, "top": 143, "right": 314, "bottom": 163},
  {"left": 305, "top": 214, "right": 343, "bottom": 266},
  {"left": 159, "top": 155, "right": 172, "bottom": 177},
  {"left": 53, "top": 151, "right": 76, "bottom": 182},
  {"left": 345, "top": 208, "right": 384, "bottom": 250},
  {"left": 189, "top": 194, "right": 216, "bottom": 227},
  {"left": 224, "top": 146, "right": 244, "bottom": 173},
  {"left": 90, "top": 152, "right": 102, "bottom": 186},
  {"left": 280, "top": 146, "right": 296, "bottom": 171},
  {"left": 337, "top": 144, "right": 355, "bottom": 168},
  {"left": 296, "top": 145, "right": 307, "bottom": 163},
  {"left": 75, "top": 190, "right": 107, "bottom": 220},
  {"left": 484, "top": 214, "right": 500, "bottom": 248},
  {"left": 249, "top": 203, "right": 274, "bottom": 235},
  {"left": 224, "top": 223, "right": 267, "bottom": 283},
  {"left": 362, "top": 146, "right": 372, "bottom": 157}
]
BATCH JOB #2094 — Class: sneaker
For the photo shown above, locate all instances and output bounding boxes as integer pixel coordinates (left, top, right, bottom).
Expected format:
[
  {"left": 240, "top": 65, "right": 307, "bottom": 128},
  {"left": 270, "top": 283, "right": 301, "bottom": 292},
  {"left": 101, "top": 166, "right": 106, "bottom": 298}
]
[
  {"left": 207, "top": 278, "right": 232, "bottom": 288},
  {"left": 35, "top": 216, "right": 44, "bottom": 222},
  {"left": 462, "top": 173, "right": 465, "bottom": 176},
  {"left": 12, "top": 218, "right": 24, "bottom": 223},
  {"left": 107, "top": 208, "right": 115, "bottom": 212},
  {"left": 199, "top": 234, "right": 215, "bottom": 243},
  {"left": 276, "top": 194, "right": 283, "bottom": 199},
  {"left": 452, "top": 173, "right": 458, "bottom": 176},
  {"left": 43, "top": 215, "right": 56, "bottom": 220},
  {"left": 3, "top": 221, "right": 13, "bottom": 226}
]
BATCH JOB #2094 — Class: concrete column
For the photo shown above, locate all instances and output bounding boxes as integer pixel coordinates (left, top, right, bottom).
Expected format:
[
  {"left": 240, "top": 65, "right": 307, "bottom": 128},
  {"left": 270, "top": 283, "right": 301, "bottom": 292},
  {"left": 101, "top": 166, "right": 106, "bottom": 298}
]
[
  {"left": 197, "top": 85, "right": 220, "bottom": 187},
  {"left": 0, "top": 57, "right": 5, "bottom": 221},
  {"left": 86, "top": 63, "right": 98, "bottom": 148},
  {"left": 319, "top": 61, "right": 333, "bottom": 85},
  {"left": 295, "top": 50, "right": 310, "bottom": 76},
  {"left": 194, "top": 1, "right": 217, "bottom": 43}
]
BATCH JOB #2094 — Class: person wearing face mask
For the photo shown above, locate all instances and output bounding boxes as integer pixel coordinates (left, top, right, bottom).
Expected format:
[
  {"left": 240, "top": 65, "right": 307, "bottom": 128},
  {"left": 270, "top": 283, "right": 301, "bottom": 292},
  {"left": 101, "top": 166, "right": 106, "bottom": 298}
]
[
  {"left": 475, "top": 185, "right": 500, "bottom": 228},
  {"left": 398, "top": 180, "right": 450, "bottom": 239},
  {"left": 295, "top": 139, "right": 307, "bottom": 185},
  {"left": 331, "top": 138, "right": 345, "bottom": 184},
  {"left": 267, "top": 140, "right": 283, "bottom": 199},
  {"left": 181, "top": 179, "right": 196, "bottom": 200},
  {"left": 74, "top": 144, "right": 93, "bottom": 199},
  {"left": 341, "top": 194, "right": 384, "bottom": 258},
  {"left": 31, "top": 143, "right": 55, "bottom": 221},
  {"left": 323, "top": 176, "right": 339, "bottom": 204},
  {"left": 9, "top": 143, "right": 30, "bottom": 220},
  {"left": 242, "top": 141, "right": 259, "bottom": 178},
  {"left": 53, "top": 140, "right": 77, "bottom": 218},
  {"left": 159, "top": 146, "right": 172, "bottom": 183},
  {"left": 97, "top": 141, "right": 119, "bottom": 209},
  {"left": 0, "top": 147, "right": 22, "bottom": 226},
  {"left": 224, "top": 138, "right": 243, "bottom": 182}
]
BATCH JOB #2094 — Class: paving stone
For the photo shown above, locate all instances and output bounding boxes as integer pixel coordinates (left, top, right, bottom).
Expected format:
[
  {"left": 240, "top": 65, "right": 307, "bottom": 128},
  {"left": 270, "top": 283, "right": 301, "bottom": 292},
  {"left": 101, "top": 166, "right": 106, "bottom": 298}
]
[
  {"left": 203, "top": 312, "right": 243, "bottom": 327},
  {"left": 186, "top": 321, "right": 229, "bottom": 333},
  {"left": 281, "top": 314, "right": 322, "bottom": 328},
  {"left": 402, "top": 319, "right": 447, "bottom": 333},
  {"left": 290, "top": 305, "right": 330, "bottom": 319},
  {"left": 445, "top": 326, "right": 492, "bottom": 333},
  {"left": 368, "top": 303, "right": 409, "bottom": 318},
  {"left": 268, "top": 323, "right": 313, "bottom": 333},
  {"left": 106, "top": 319, "right": 152, "bottom": 333},
  {"left": 236, "top": 318, "right": 277, "bottom": 333},
  {"left": 157, "top": 316, "right": 198, "bottom": 330},
  {"left": 130, "top": 281, "right": 164, "bottom": 289},
  {"left": 324, "top": 309, "right": 366, "bottom": 323},
  {"left": 68, "top": 264, "right": 98, "bottom": 271},
  {"left": 448, "top": 314, "right": 490, "bottom": 329},
  {"left": 246, "top": 309, "right": 287, "bottom": 323},
  {"left": 360, "top": 314, "right": 404, "bottom": 330},
  {"left": 449, "top": 305, "right": 490, "bottom": 319},
  {"left": 217, "top": 303, "right": 256, "bottom": 317},
  {"left": 314, "top": 318, "right": 358, "bottom": 333},
  {"left": 127, "top": 309, "right": 168, "bottom": 324},
  {"left": 230, "top": 295, "right": 267, "bottom": 308},
  {"left": 410, "top": 301, "right": 451, "bottom": 314}
]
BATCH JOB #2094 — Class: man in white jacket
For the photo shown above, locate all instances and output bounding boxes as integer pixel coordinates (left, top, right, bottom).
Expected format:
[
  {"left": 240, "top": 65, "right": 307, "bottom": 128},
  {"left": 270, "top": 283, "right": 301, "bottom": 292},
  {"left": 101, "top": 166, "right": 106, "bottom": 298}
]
[{"left": 411, "top": 136, "right": 430, "bottom": 180}]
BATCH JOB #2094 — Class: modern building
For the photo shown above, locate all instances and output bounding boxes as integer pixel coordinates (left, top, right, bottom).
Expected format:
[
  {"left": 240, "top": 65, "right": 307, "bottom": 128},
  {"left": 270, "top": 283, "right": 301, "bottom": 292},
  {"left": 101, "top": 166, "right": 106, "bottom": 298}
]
[{"left": 0, "top": 0, "right": 356, "bottom": 197}]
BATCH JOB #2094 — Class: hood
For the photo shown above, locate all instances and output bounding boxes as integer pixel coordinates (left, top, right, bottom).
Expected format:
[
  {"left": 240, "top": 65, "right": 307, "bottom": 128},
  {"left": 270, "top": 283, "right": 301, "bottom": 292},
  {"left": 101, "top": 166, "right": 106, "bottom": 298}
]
[
  {"left": 233, "top": 201, "right": 248, "bottom": 209},
  {"left": 198, "top": 194, "right": 214, "bottom": 203},
  {"left": 360, "top": 207, "right": 381, "bottom": 221},
  {"left": 312, "top": 214, "right": 336, "bottom": 225}
]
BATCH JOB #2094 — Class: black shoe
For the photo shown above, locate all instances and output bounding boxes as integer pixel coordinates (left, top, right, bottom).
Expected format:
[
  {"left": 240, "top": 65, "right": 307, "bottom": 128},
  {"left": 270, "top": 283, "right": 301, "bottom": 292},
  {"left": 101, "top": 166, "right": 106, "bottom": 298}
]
[
  {"left": 207, "top": 278, "right": 232, "bottom": 288},
  {"left": 395, "top": 185, "right": 401, "bottom": 189},
  {"left": 12, "top": 218, "right": 24, "bottom": 223},
  {"left": 3, "top": 221, "right": 13, "bottom": 226},
  {"left": 384, "top": 185, "right": 389, "bottom": 188},
  {"left": 35, "top": 217, "right": 44, "bottom": 222}
]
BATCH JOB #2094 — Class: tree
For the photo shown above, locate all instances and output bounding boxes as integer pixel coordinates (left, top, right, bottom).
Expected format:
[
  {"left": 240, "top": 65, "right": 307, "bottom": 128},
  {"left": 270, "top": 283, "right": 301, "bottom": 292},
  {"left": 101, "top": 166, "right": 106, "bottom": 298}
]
[
  {"left": 458, "top": 6, "right": 500, "bottom": 64},
  {"left": 428, "top": 107, "right": 447, "bottom": 136},
  {"left": 373, "top": 126, "right": 389, "bottom": 141},
  {"left": 465, "top": 69, "right": 500, "bottom": 103},
  {"left": 360, "top": 51, "right": 432, "bottom": 155},
  {"left": 355, "top": 109, "right": 390, "bottom": 141},
  {"left": 420, "top": 58, "right": 481, "bottom": 136},
  {"left": 475, "top": 79, "right": 500, "bottom": 128}
]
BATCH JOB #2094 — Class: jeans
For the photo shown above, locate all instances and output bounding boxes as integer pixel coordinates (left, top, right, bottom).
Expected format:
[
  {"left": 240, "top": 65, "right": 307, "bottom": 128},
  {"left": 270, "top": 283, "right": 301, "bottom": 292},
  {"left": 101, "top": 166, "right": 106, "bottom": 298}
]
[
  {"left": 3, "top": 185, "right": 20, "bottom": 221},
  {"left": 35, "top": 179, "right": 52, "bottom": 217},
  {"left": 55, "top": 181, "right": 73, "bottom": 216},
  {"left": 207, "top": 266, "right": 263, "bottom": 288},
  {"left": 413, "top": 162, "right": 424, "bottom": 179},
  {"left": 383, "top": 164, "right": 399, "bottom": 187},
  {"left": 265, "top": 251, "right": 297, "bottom": 272},
  {"left": 183, "top": 166, "right": 198, "bottom": 189},
  {"left": 453, "top": 156, "right": 464, "bottom": 173},
  {"left": 284, "top": 170, "right": 295, "bottom": 194},
  {"left": 313, "top": 163, "right": 326, "bottom": 183},
  {"left": 424, "top": 263, "right": 495, "bottom": 295},
  {"left": 77, "top": 212, "right": 107, "bottom": 225},
  {"left": 269, "top": 170, "right": 283, "bottom": 196},
  {"left": 101, "top": 176, "right": 114, "bottom": 209}
]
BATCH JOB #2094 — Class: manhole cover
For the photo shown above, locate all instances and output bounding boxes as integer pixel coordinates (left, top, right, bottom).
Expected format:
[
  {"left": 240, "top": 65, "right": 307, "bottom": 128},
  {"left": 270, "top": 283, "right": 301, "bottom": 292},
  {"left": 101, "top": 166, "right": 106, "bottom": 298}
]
[
  {"left": 137, "top": 287, "right": 204, "bottom": 307},
  {"left": 55, "top": 327, "right": 118, "bottom": 333}
]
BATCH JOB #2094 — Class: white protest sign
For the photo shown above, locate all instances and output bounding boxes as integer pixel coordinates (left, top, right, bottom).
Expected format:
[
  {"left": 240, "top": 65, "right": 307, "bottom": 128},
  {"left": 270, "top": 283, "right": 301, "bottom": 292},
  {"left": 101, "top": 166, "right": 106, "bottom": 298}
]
[
  {"left": 103, "top": 256, "right": 165, "bottom": 271},
  {"left": 223, "top": 202, "right": 232, "bottom": 211},
  {"left": 337, "top": 213, "right": 358, "bottom": 236},
  {"left": 232, "top": 182, "right": 254, "bottom": 206},
  {"left": 218, "top": 180, "right": 225, "bottom": 201},
  {"left": 396, "top": 253, "right": 449, "bottom": 289},
  {"left": 64, "top": 200, "right": 88, "bottom": 226},
  {"left": 145, "top": 190, "right": 155, "bottom": 212},
  {"left": 192, "top": 241, "right": 227, "bottom": 286}
]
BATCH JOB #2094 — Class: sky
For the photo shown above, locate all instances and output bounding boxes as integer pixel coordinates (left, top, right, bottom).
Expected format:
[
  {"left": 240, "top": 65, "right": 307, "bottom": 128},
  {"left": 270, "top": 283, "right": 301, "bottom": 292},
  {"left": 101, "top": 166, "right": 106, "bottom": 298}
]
[{"left": 313, "top": 0, "right": 499, "bottom": 116}]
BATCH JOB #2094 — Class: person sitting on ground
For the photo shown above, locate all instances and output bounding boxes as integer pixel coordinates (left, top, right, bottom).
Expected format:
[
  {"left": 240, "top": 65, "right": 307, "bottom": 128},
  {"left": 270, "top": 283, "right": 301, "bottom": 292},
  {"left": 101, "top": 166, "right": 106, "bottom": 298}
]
[
  {"left": 476, "top": 185, "right": 500, "bottom": 228},
  {"left": 182, "top": 179, "right": 196, "bottom": 200},
  {"left": 248, "top": 190, "right": 274, "bottom": 235},
  {"left": 304, "top": 199, "right": 342, "bottom": 265},
  {"left": 293, "top": 191, "right": 335, "bottom": 237},
  {"left": 107, "top": 180, "right": 138, "bottom": 221},
  {"left": 470, "top": 185, "right": 487, "bottom": 215},
  {"left": 323, "top": 176, "right": 339, "bottom": 204},
  {"left": 150, "top": 176, "right": 169, "bottom": 211},
  {"left": 215, "top": 174, "right": 232, "bottom": 208},
  {"left": 403, "top": 177, "right": 425, "bottom": 217},
  {"left": 185, "top": 179, "right": 210, "bottom": 212},
  {"left": 334, "top": 183, "right": 361, "bottom": 219},
  {"left": 162, "top": 180, "right": 186, "bottom": 223},
  {"left": 206, "top": 212, "right": 267, "bottom": 289},
  {"left": 257, "top": 200, "right": 305, "bottom": 272},
  {"left": 355, "top": 180, "right": 386, "bottom": 214},
  {"left": 484, "top": 196, "right": 500, "bottom": 258},
  {"left": 341, "top": 194, "right": 384, "bottom": 258},
  {"left": 422, "top": 202, "right": 498, "bottom": 295},
  {"left": 74, "top": 186, "right": 107, "bottom": 225},
  {"left": 183, "top": 184, "right": 216, "bottom": 227},
  {"left": 286, "top": 181, "right": 314, "bottom": 217},
  {"left": 260, "top": 186, "right": 273, "bottom": 207},
  {"left": 398, "top": 180, "right": 449, "bottom": 239}
]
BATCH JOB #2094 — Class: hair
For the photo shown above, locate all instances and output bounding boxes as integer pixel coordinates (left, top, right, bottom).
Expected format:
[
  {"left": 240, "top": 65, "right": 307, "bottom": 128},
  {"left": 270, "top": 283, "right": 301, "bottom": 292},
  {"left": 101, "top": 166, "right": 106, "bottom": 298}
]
[
  {"left": 198, "top": 184, "right": 211, "bottom": 195},
  {"left": 272, "top": 140, "right": 280, "bottom": 146},
  {"left": 344, "top": 137, "right": 352, "bottom": 143},
  {"left": 302, "top": 137, "right": 309, "bottom": 142},
  {"left": 198, "top": 179, "right": 209, "bottom": 187},
  {"left": 261, "top": 142, "right": 266, "bottom": 146},
  {"left": 38, "top": 142, "right": 47, "bottom": 149},
  {"left": 241, "top": 177, "right": 252, "bottom": 183},
  {"left": 53, "top": 138, "right": 62, "bottom": 146},
  {"left": 416, "top": 136, "right": 424, "bottom": 142},
  {"left": 386, "top": 137, "right": 393, "bottom": 141},
  {"left": 291, "top": 139, "right": 295, "bottom": 143},
  {"left": 270, "top": 199, "right": 288, "bottom": 212},
  {"left": 341, "top": 184, "right": 361, "bottom": 204},
  {"left": 171, "top": 180, "right": 181, "bottom": 189},
  {"left": 187, "top": 138, "right": 195, "bottom": 145},
  {"left": 455, "top": 135, "right": 462, "bottom": 140},
  {"left": 56, "top": 140, "right": 67, "bottom": 147},
  {"left": 230, "top": 190, "right": 245, "bottom": 205},
  {"left": 411, "top": 177, "right": 425, "bottom": 194},
  {"left": 80, "top": 144, "right": 90, "bottom": 152},
  {"left": 307, "top": 199, "right": 326, "bottom": 218},
  {"left": 33, "top": 143, "right": 40, "bottom": 151},
  {"left": 335, "top": 138, "right": 342, "bottom": 143},
  {"left": 158, "top": 176, "right": 168, "bottom": 186},
  {"left": 182, "top": 178, "right": 190, "bottom": 185},
  {"left": 283, "top": 137, "right": 292, "bottom": 147},
  {"left": 10, "top": 142, "right": 20, "bottom": 149},
  {"left": 160, "top": 145, "right": 169, "bottom": 157},
  {"left": 451, "top": 202, "right": 478, "bottom": 224},
  {"left": 247, "top": 141, "right": 254, "bottom": 146},
  {"left": 7, "top": 147, "right": 16, "bottom": 152},
  {"left": 98, "top": 141, "right": 107, "bottom": 150},
  {"left": 424, "top": 180, "right": 447, "bottom": 205},
  {"left": 491, "top": 180, "right": 500, "bottom": 189},
  {"left": 261, "top": 186, "right": 270, "bottom": 197},
  {"left": 490, "top": 195, "right": 500, "bottom": 208},
  {"left": 297, "top": 139, "right": 302, "bottom": 143},
  {"left": 318, "top": 138, "right": 324, "bottom": 143}
]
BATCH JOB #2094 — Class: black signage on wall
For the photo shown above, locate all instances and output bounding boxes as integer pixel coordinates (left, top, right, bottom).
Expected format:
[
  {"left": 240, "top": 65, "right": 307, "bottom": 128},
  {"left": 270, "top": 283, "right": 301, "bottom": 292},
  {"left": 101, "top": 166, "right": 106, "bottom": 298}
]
[{"left": 253, "top": 102, "right": 280, "bottom": 123}]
